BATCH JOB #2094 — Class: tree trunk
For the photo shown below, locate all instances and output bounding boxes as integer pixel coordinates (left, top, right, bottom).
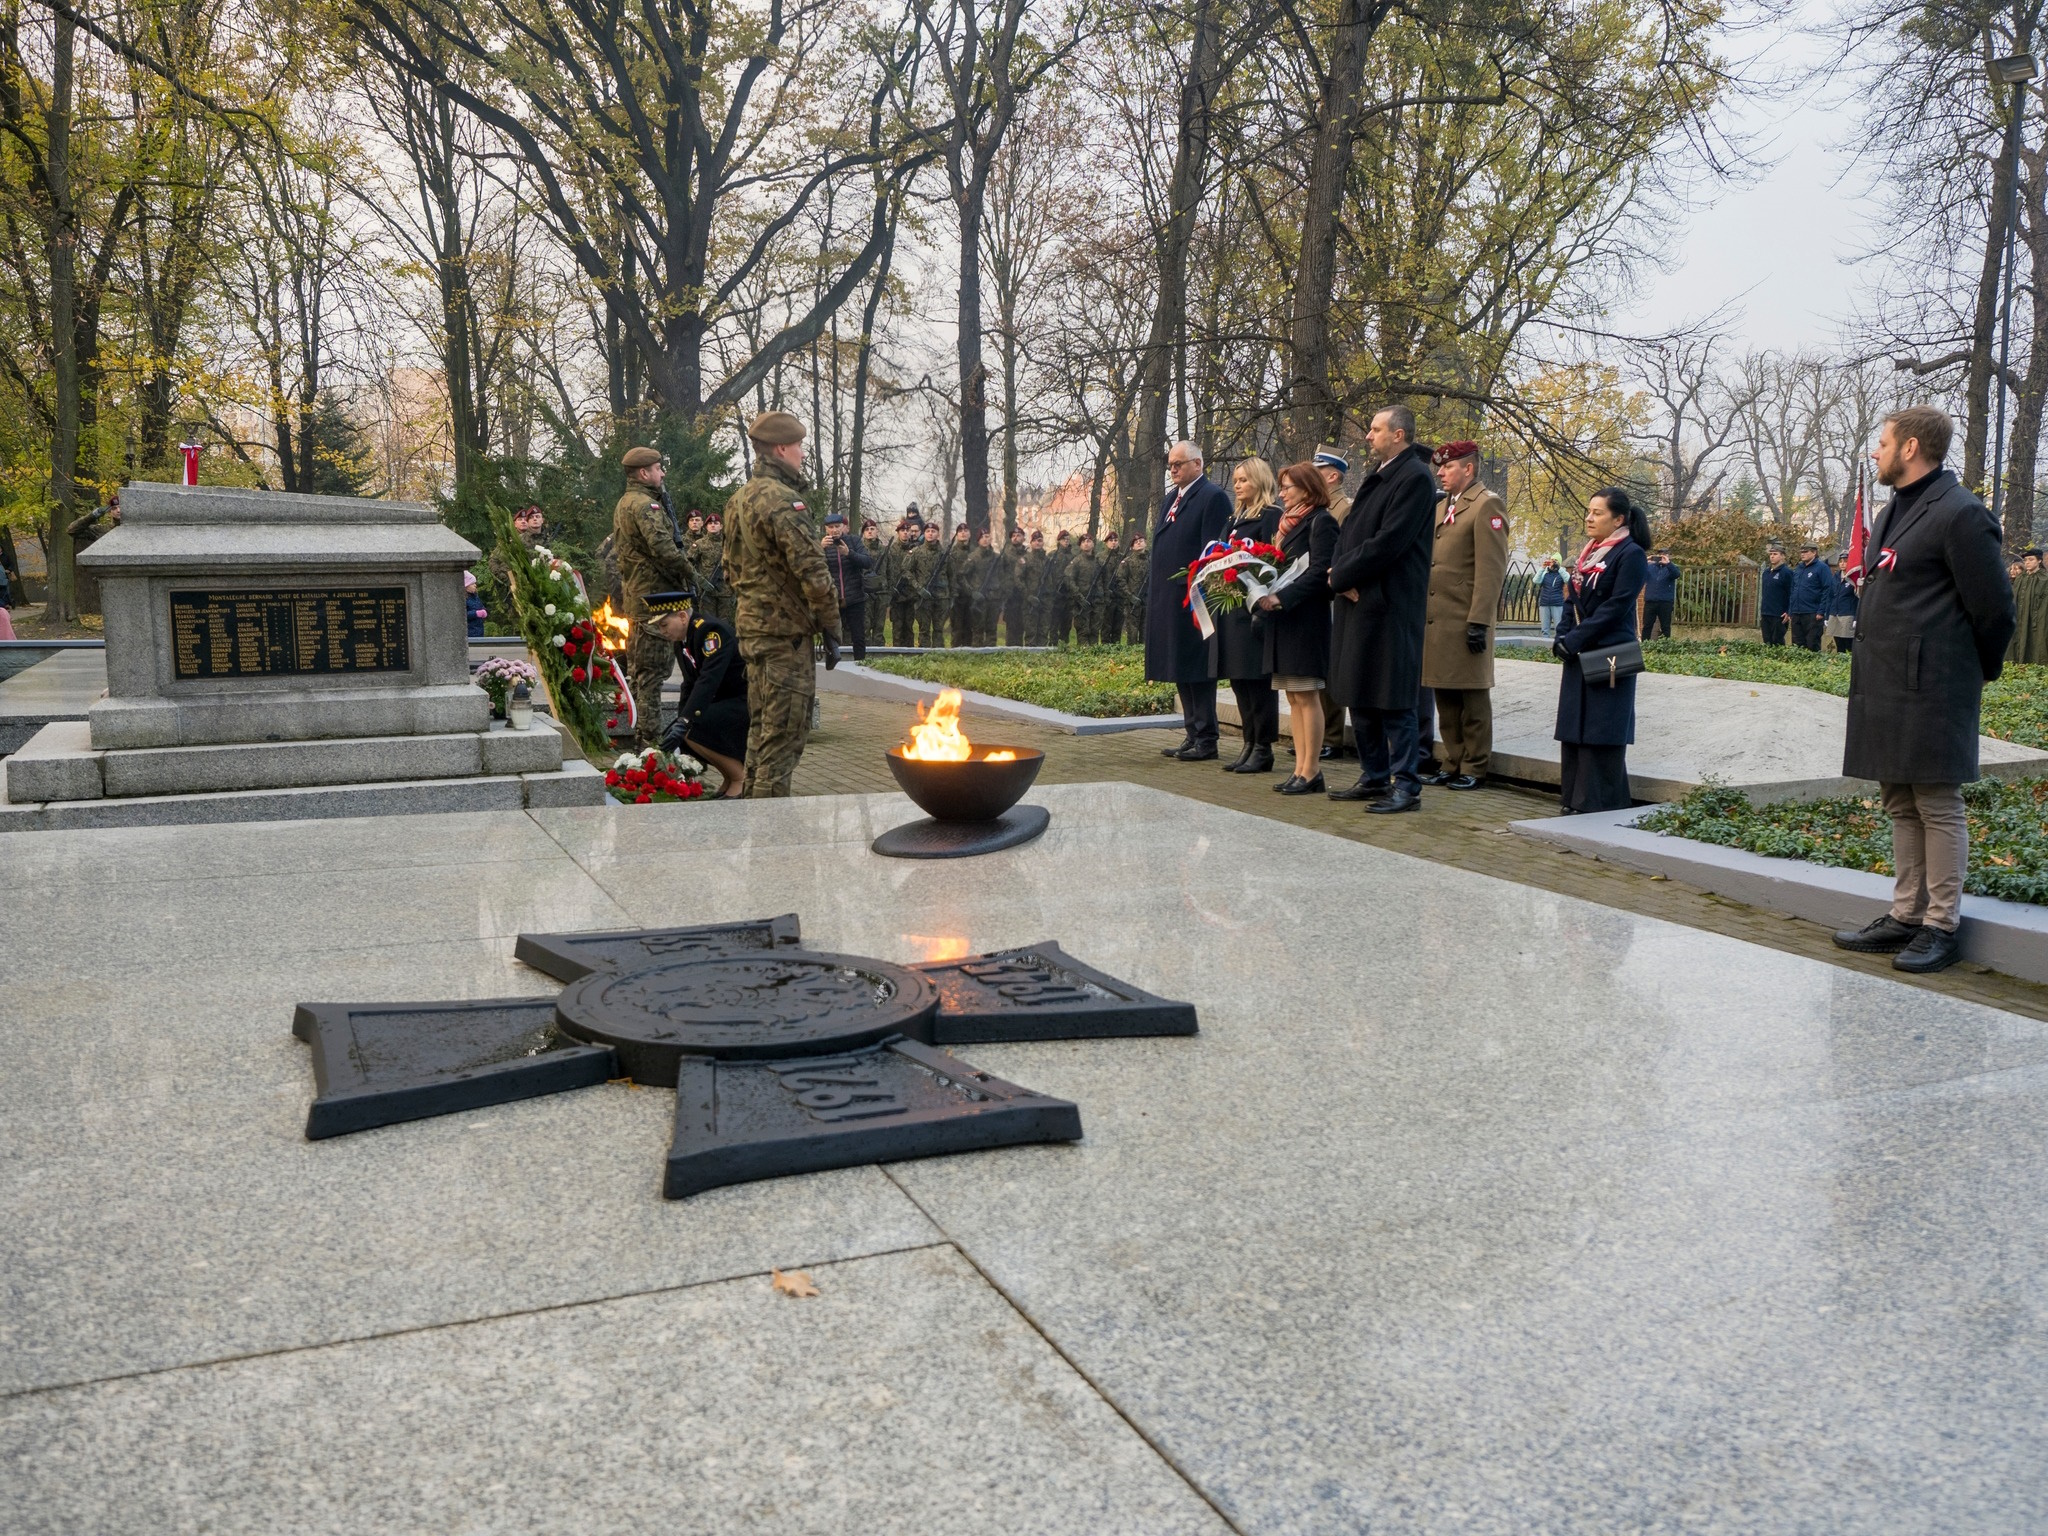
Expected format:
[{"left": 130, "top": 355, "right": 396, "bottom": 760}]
[
  {"left": 1132, "top": 0, "right": 1222, "bottom": 527},
  {"left": 45, "top": 13, "right": 78, "bottom": 621},
  {"left": 957, "top": 178, "right": 992, "bottom": 537},
  {"left": 2008, "top": 143, "right": 2048, "bottom": 547},
  {"left": 846, "top": 200, "right": 898, "bottom": 530},
  {"left": 999, "top": 299, "right": 1020, "bottom": 537},
  {"left": 1283, "top": 0, "right": 1387, "bottom": 459}
]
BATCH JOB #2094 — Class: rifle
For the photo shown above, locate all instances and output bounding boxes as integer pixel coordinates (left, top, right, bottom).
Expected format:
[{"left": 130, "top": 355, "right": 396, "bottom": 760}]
[
  {"left": 920, "top": 545, "right": 952, "bottom": 600},
  {"left": 977, "top": 544, "right": 1007, "bottom": 602}
]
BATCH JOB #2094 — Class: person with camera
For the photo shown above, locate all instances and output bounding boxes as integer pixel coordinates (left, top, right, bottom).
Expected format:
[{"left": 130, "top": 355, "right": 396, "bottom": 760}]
[{"left": 820, "top": 510, "right": 875, "bottom": 660}]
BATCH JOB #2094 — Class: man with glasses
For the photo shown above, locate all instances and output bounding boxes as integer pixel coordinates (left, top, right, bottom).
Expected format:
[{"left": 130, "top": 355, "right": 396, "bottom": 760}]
[{"left": 1144, "top": 441, "right": 1231, "bottom": 759}]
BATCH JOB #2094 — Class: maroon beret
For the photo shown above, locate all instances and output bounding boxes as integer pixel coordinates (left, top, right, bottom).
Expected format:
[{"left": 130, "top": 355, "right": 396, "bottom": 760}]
[{"left": 1432, "top": 440, "right": 1479, "bottom": 468}]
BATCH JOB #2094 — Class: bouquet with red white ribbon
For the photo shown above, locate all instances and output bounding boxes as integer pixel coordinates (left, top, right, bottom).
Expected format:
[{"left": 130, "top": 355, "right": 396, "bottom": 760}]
[
  {"left": 605, "top": 745, "right": 707, "bottom": 804},
  {"left": 1172, "top": 537, "right": 1292, "bottom": 638}
]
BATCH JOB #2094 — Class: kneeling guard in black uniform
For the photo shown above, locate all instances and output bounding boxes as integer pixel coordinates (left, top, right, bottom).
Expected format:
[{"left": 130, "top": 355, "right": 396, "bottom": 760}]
[{"left": 645, "top": 590, "right": 749, "bottom": 798}]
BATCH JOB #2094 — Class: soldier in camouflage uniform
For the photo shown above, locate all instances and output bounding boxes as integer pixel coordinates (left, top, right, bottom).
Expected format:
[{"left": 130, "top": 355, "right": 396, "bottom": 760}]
[
  {"left": 862, "top": 520, "right": 893, "bottom": 647},
  {"left": 968, "top": 529, "right": 1006, "bottom": 644},
  {"left": 1064, "top": 534, "right": 1107, "bottom": 645},
  {"left": 1047, "top": 529, "right": 1075, "bottom": 644},
  {"left": 695, "top": 512, "right": 730, "bottom": 625},
  {"left": 887, "top": 518, "right": 921, "bottom": 645},
  {"left": 1022, "top": 530, "right": 1051, "bottom": 643},
  {"left": 999, "top": 527, "right": 1029, "bottom": 644},
  {"left": 910, "top": 522, "right": 950, "bottom": 647},
  {"left": 1099, "top": 530, "right": 1125, "bottom": 643},
  {"left": 613, "top": 447, "right": 698, "bottom": 745},
  {"left": 1117, "top": 533, "right": 1149, "bottom": 643},
  {"left": 944, "top": 526, "right": 979, "bottom": 646},
  {"left": 723, "top": 411, "right": 840, "bottom": 797}
]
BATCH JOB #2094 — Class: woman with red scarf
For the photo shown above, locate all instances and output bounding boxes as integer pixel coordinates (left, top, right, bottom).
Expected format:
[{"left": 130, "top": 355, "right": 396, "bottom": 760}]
[{"left": 1553, "top": 486, "right": 1650, "bottom": 813}]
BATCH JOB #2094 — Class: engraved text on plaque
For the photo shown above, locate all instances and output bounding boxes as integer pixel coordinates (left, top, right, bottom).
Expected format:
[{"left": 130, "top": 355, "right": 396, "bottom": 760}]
[{"left": 169, "top": 587, "right": 410, "bottom": 680}]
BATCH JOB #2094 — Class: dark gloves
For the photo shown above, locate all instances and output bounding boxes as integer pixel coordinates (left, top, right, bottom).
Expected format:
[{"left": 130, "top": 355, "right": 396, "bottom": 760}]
[
  {"left": 1466, "top": 624, "right": 1487, "bottom": 654},
  {"left": 1552, "top": 638, "right": 1570, "bottom": 660},
  {"left": 821, "top": 633, "right": 842, "bottom": 671}
]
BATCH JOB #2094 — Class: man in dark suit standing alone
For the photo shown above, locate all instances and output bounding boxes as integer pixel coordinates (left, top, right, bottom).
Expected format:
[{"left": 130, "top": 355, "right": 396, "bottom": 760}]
[
  {"left": 1833, "top": 405, "right": 2014, "bottom": 974},
  {"left": 1326, "top": 406, "right": 1440, "bottom": 812},
  {"left": 1145, "top": 440, "right": 1232, "bottom": 759}
]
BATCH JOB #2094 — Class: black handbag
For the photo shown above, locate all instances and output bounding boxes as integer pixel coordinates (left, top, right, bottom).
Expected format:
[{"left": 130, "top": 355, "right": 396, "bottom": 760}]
[{"left": 1577, "top": 639, "right": 1644, "bottom": 688}]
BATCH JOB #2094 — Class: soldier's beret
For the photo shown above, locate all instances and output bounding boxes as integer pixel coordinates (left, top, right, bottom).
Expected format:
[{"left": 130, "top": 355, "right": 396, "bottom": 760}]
[
  {"left": 1431, "top": 440, "right": 1478, "bottom": 467},
  {"left": 747, "top": 410, "right": 805, "bottom": 446},
  {"left": 1313, "top": 444, "right": 1348, "bottom": 473},
  {"left": 644, "top": 590, "right": 695, "bottom": 615},
  {"left": 2026, "top": 546, "right": 2045, "bottom": 557},
  {"left": 621, "top": 445, "right": 662, "bottom": 469}
]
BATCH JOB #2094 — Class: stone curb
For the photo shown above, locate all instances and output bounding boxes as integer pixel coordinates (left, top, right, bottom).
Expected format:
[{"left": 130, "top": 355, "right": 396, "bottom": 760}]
[
  {"left": 1510, "top": 805, "right": 2048, "bottom": 985},
  {"left": 817, "top": 661, "right": 1181, "bottom": 737}
]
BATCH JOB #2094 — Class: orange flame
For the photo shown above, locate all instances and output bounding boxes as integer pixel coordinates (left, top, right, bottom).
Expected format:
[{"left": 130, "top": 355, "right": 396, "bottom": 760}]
[
  {"left": 592, "top": 600, "right": 631, "bottom": 653},
  {"left": 986, "top": 750, "right": 1017, "bottom": 761},
  {"left": 903, "top": 689, "right": 973, "bottom": 760}
]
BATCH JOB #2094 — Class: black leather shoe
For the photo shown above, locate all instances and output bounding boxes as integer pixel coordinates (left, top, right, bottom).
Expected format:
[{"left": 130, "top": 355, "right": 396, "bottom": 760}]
[
  {"left": 1232, "top": 745, "right": 1274, "bottom": 774},
  {"left": 1176, "top": 743, "right": 1219, "bottom": 761},
  {"left": 1319, "top": 744, "right": 1335, "bottom": 761},
  {"left": 1277, "top": 772, "right": 1325, "bottom": 795},
  {"left": 1420, "top": 770, "right": 1454, "bottom": 786},
  {"left": 1417, "top": 757, "right": 1442, "bottom": 777},
  {"left": 1444, "top": 774, "right": 1482, "bottom": 791},
  {"left": 1367, "top": 785, "right": 1421, "bottom": 814},
  {"left": 1326, "top": 776, "right": 1391, "bottom": 802},
  {"left": 1222, "top": 742, "right": 1252, "bottom": 772},
  {"left": 1892, "top": 925, "right": 1962, "bottom": 973},
  {"left": 1161, "top": 738, "right": 1194, "bottom": 757},
  {"left": 1832, "top": 914, "right": 1922, "bottom": 954}
]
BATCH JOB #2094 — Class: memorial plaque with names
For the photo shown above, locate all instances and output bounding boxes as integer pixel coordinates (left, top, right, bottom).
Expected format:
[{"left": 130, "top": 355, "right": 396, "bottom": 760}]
[{"left": 169, "top": 586, "right": 410, "bottom": 680}]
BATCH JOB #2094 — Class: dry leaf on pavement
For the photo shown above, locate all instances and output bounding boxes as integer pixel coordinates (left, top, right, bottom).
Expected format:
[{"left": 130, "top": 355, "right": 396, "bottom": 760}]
[{"left": 770, "top": 1267, "right": 819, "bottom": 1298}]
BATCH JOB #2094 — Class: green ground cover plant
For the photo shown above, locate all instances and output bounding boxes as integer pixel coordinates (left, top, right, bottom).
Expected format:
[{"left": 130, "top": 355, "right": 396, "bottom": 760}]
[
  {"left": 1638, "top": 780, "right": 2048, "bottom": 906},
  {"left": 864, "top": 644, "right": 1176, "bottom": 718},
  {"left": 1521, "top": 639, "right": 2048, "bottom": 747}
]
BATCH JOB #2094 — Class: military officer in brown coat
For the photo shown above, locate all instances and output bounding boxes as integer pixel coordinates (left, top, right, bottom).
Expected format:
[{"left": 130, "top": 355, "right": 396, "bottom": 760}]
[{"left": 1419, "top": 440, "right": 1509, "bottom": 789}]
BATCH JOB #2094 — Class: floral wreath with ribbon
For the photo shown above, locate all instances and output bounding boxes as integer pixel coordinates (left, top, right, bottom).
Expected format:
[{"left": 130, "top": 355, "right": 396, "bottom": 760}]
[{"left": 1172, "top": 537, "right": 1288, "bottom": 638}]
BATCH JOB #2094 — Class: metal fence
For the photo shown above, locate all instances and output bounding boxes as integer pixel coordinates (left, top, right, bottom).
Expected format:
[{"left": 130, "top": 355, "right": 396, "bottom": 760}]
[{"left": 1498, "top": 559, "right": 1757, "bottom": 628}]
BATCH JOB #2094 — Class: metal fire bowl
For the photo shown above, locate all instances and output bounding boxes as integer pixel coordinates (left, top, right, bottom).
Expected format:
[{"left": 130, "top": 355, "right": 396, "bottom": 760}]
[{"left": 886, "top": 746, "right": 1044, "bottom": 822}]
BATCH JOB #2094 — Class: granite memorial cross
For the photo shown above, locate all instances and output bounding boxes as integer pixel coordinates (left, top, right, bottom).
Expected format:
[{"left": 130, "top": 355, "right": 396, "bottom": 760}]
[{"left": 294, "top": 916, "right": 1197, "bottom": 1197}]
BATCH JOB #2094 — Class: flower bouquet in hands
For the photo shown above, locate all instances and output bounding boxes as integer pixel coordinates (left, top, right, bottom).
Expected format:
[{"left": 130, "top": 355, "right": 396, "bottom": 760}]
[
  {"left": 605, "top": 746, "right": 707, "bottom": 804},
  {"left": 488, "top": 500, "right": 633, "bottom": 760},
  {"left": 473, "top": 655, "right": 538, "bottom": 718},
  {"left": 1172, "top": 537, "right": 1287, "bottom": 637}
]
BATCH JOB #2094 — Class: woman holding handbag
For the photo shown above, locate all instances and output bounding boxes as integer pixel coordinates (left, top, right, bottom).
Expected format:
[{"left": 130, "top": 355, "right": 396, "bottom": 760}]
[{"left": 1553, "top": 486, "right": 1650, "bottom": 813}]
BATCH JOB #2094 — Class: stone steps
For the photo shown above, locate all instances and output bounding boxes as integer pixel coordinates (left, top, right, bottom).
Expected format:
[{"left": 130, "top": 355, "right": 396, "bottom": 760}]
[{"left": 5, "top": 715, "right": 568, "bottom": 802}]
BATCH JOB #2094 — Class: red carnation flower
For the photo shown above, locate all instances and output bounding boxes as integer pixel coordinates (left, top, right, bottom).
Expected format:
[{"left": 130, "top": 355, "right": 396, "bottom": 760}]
[
  {"left": 571, "top": 667, "right": 587, "bottom": 682},
  {"left": 635, "top": 791, "right": 653, "bottom": 804}
]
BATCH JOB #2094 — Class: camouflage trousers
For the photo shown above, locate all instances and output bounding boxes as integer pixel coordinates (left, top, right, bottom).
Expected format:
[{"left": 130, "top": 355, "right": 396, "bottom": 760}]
[
  {"left": 916, "top": 602, "right": 947, "bottom": 649},
  {"left": 626, "top": 626, "right": 674, "bottom": 745},
  {"left": 889, "top": 600, "right": 917, "bottom": 647},
  {"left": 866, "top": 593, "right": 888, "bottom": 648},
  {"left": 740, "top": 633, "right": 815, "bottom": 798}
]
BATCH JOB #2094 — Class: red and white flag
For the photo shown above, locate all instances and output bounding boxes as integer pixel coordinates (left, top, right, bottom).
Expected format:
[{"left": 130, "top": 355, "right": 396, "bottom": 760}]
[{"left": 1844, "top": 461, "right": 1870, "bottom": 586}]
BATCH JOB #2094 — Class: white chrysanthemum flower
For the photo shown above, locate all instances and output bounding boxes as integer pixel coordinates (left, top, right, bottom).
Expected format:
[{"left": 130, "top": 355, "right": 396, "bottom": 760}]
[
  {"left": 543, "top": 603, "right": 556, "bottom": 616},
  {"left": 552, "top": 634, "right": 567, "bottom": 648},
  {"left": 613, "top": 752, "right": 640, "bottom": 772}
]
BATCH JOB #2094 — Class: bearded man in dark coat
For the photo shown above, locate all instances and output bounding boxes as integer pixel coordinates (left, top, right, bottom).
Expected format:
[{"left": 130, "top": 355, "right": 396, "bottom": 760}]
[
  {"left": 1832, "top": 406, "right": 2015, "bottom": 975},
  {"left": 1144, "top": 440, "right": 1233, "bottom": 759},
  {"left": 1326, "top": 406, "right": 1440, "bottom": 812}
]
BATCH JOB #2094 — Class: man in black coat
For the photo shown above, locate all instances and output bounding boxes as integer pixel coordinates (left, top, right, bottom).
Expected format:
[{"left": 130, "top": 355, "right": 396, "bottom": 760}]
[
  {"left": 1833, "top": 406, "right": 2015, "bottom": 974},
  {"left": 1145, "top": 440, "right": 1232, "bottom": 759},
  {"left": 1326, "top": 406, "right": 1440, "bottom": 811}
]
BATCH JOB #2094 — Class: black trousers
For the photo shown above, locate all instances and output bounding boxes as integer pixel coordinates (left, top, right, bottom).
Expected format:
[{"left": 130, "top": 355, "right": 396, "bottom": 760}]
[
  {"left": 1355, "top": 705, "right": 1421, "bottom": 792},
  {"left": 1416, "top": 686, "right": 1437, "bottom": 764},
  {"left": 1760, "top": 614, "right": 1787, "bottom": 646},
  {"left": 838, "top": 603, "right": 866, "bottom": 661},
  {"left": 1560, "top": 742, "right": 1631, "bottom": 813},
  {"left": 1228, "top": 678, "right": 1278, "bottom": 747},
  {"left": 1791, "top": 613, "right": 1825, "bottom": 651},
  {"left": 1177, "top": 680, "right": 1219, "bottom": 748},
  {"left": 1643, "top": 599, "right": 1674, "bottom": 639}
]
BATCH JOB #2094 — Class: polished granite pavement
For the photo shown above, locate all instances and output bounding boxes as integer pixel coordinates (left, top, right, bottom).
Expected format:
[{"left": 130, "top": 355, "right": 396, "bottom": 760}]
[{"left": 3, "top": 784, "right": 2045, "bottom": 1533}]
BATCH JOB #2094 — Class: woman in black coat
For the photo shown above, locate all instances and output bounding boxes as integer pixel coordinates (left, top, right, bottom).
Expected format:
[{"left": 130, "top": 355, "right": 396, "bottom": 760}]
[
  {"left": 1553, "top": 486, "right": 1650, "bottom": 814},
  {"left": 1256, "top": 462, "right": 1339, "bottom": 794},
  {"left": 1212, "top": 458, "right": 1281, "bottom": 773}
]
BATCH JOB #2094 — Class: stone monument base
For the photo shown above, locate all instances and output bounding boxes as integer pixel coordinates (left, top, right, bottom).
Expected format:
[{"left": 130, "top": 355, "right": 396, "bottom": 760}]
[{"left": 0, "top": 713, "right": 603, "bottom": 831}]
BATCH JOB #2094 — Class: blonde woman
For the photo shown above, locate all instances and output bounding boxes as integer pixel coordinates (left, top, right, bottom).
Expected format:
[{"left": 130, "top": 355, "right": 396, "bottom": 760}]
[{"left": 1213, "top": 458, "right": 1281, "bottom": 773}]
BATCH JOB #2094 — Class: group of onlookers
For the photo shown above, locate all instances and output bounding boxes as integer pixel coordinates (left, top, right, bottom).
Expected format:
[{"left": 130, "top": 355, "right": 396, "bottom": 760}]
[
  {"left": 2004, "top": 546, "right": 2048, "bottom": 663},
  {"left": 1758, "top": 542, "right": 1859, "bottom": 651}
]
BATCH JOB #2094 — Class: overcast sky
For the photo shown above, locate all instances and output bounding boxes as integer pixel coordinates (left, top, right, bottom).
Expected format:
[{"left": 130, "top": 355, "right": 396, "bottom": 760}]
[{"left": 1610, "top": 14, "right": 1873, "bottom": 351}]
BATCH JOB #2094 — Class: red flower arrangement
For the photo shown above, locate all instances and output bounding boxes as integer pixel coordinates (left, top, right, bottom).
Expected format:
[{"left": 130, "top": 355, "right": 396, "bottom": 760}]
[
  {"left": 1173, "top": 537, "right": 1287, "bottom": 618},
  {"left": 604, "top": 746, "right": 708, "bottom": 804}
]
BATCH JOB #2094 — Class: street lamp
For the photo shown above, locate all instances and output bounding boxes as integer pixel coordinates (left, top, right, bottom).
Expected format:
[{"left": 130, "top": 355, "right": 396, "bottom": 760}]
[{"left": 1989, "top": 51, "right": 2039, "bottom": 535}]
